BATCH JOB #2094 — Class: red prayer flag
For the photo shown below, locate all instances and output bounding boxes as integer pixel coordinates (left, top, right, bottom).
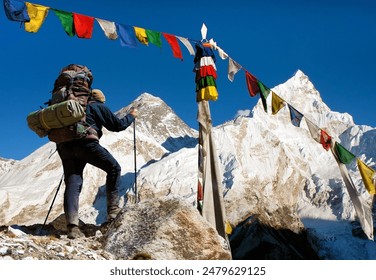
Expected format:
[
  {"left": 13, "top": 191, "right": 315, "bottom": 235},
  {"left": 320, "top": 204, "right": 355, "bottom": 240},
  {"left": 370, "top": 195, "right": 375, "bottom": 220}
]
[
  {"left": 320, "top": 129, "right": 332, "bottom": 151},
  {"left": 163, "top": 33, "right": 183, "bottom": 60},
  {"left": 73, "top": 13, "right": 94, "bottom": 39},
  {"left": 197, "top": 179, "right": 203, "bottom": 201},
  {"left": 245, "top": 71, "right": 260, "bottom": 97},
  {"left": 195, "top": 65, "right": 217, "bottom": 81}
]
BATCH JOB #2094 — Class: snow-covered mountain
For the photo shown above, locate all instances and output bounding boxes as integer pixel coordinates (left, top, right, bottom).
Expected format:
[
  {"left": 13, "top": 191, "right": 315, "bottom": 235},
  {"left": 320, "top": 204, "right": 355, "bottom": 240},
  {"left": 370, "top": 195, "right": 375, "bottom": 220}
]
[
  {"left": 1, "top": 70, "right": 375, "bottom": 260},
  {"left": 0, "top": 157, "right": 16, "bottom": 176}
]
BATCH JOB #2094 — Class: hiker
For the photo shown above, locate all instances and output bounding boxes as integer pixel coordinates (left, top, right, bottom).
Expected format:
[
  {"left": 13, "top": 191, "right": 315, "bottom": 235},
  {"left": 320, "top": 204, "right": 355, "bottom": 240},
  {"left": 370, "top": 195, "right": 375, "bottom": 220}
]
[{"left": 57, "top": 89, "right": 138, "bottom": 239}]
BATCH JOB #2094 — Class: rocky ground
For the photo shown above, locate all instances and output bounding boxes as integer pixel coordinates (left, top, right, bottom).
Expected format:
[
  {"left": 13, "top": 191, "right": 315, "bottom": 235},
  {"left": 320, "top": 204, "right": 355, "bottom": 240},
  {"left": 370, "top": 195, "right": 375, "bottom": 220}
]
[
  {"left": 0, "top": 223, "right": 114, "bottom": 260},
  {"left": 0, "top": 197, "right": 232, "bottom": 261}
]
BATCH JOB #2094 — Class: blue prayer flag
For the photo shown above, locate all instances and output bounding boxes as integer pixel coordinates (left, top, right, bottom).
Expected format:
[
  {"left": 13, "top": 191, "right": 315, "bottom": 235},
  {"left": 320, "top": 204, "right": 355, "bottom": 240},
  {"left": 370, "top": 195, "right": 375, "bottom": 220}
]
[
  {"left": 288, "top": 104, "right": 304, "bottom": 127},
  {"left": 115, "top": 23, "right": 138, "bottom": 48},
  {"left": 3, "top": 0, "right": 30, "bottom": 22}
]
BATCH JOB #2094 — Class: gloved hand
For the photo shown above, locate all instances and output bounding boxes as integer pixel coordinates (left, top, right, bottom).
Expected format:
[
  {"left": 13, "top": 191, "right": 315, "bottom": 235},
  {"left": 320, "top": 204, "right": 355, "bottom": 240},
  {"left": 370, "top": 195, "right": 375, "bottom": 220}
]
[{"left": 129, "top": 108, "right": 138, "bottom": 118}]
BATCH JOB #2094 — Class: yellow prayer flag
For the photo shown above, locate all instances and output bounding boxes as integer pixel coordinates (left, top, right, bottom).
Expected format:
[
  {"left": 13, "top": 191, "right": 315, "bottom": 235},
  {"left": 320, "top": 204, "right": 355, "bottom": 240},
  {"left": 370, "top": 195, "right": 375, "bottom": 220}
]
[
  {"left": 225, "top": 220, "right": 233, "bottom": 235},
  {"left": 25, "top": 3, "right": 49, "bottom": 33},
  {"left": 134, "top": 27, "right": 148, "bottom": 45},
  {"left": 196, "top": 86, "right": 218, "bottom": 102},
  {"left": 271, "top": 91, "right": 285, "bottom": 115},
  {"left": 357, "top": 159, "right": 376, "bottom": 195}
]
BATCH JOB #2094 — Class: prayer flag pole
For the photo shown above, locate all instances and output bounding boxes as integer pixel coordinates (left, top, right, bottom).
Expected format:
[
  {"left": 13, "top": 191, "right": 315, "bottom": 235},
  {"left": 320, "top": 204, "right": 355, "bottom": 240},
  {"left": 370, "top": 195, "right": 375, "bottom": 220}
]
[{"left": 195, "top": 24, "right": 232, "bottom": 244}]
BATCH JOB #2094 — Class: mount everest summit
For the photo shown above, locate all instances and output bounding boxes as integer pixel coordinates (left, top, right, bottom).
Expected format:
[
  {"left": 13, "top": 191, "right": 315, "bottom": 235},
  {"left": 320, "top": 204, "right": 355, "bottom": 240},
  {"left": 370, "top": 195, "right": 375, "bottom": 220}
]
[{"left": 1, "top": 70, "right": 376, "bottom": 260}]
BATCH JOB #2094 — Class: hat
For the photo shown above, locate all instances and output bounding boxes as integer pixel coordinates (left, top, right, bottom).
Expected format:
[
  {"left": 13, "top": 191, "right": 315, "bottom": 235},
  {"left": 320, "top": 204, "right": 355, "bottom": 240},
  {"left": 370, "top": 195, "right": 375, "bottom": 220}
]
[{"left": 91, "top": 89, "right": 106, "bottom": 103}]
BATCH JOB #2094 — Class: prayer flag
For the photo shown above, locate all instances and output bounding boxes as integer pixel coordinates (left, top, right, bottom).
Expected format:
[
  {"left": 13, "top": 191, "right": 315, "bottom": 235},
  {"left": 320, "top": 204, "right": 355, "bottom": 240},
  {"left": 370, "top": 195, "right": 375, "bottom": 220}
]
[
  {"left": 196, "top": 86, "right": 218, "bottom": 102},
  {"left": 194, "top": 56, "right": 217, "bottom": 70},
  {"left": 197, "top": 100, "right": 228, "bottom": 240},
  {"left": 357, "top": 159, "right": 376, "bottom": 195},
  {"left": 4, "top": 0, "right": 30, "bottom": 22},
  {"left": 228, "top": 58, "right": 242, "bottom": 82},
  {"left": 146, "top": 29, "right": 162, "bottom": 47},
  {"left": 163, "top": 33, "right": 183, "bottom": 60},
  {"left": 258, "top": 81, "right": 270, "bottom": 113},
  {"left": 245, "top": 71, "right": 260, "bottom": 97},
  {"left": 320, "top": 130, "right": 332, "bottom": 151},
  {"left": 194, "top": 42, "right": 216, "bottom": 62},
  {"left": 24, "top": 3, "right": 49, "bottom": 33},
  {"left": 334, "top": 142, "right": 355, "bottom": 164},
  {"left": 207, "top": 39, "right": 228, "bottom": 60},
  {"left": 73, "top": 13, "right": 94, "bottom": 39},
  {"left": 216, "top": 46, "right": 229, "bottom": 60},
  {"left": 54, "top": 10, "right": 74, "bottom": 37},
  {"left": 134, "top": 27, "right": 148, "bottom": 45},
  {"left": 176, "top": 36, "right": 195, "bottom": 55},
  {"left": 272, "top": 92, "right": 285, "bottom": 115},
  {"left": 195, "top": 65, "right": 217, "bottom": 81},
  {"left": 96, "top": 18, "right": 118, "bottom": 40},
  {"left": 196, "top": 76, "right": 217, "bottom": 91},
  {"left": 305, "top": 118, "right": 321, "bottom": 143},
  {"left": 116, "top": 23, "right": 138, "bottom": 48},
  {"left": 288, "top": 104, "right": 304, "bottom": 127},
  {"left": 330, "top": 143, "right": 374, "bottom": 240}
]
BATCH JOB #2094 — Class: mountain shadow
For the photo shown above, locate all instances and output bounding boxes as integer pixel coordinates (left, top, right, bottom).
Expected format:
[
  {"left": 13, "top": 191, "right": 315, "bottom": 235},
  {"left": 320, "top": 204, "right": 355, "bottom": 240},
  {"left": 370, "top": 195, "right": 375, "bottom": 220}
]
[
  {"left": 93, "top": 172, "right": 136, "bottom": 224},
  {"left": 139, "top": 135, "right": 198, "bottom": 170},
  {"left": 230, "top": 215, "right": 320, "bottom": 260},
  {"left": 161, "top": 135, "right": 197, "bottom": 153}
]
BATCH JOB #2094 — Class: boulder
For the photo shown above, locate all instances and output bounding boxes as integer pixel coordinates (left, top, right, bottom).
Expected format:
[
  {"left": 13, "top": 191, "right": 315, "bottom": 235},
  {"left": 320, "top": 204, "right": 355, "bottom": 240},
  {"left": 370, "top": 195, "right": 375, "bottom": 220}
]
[{"left": 103, "top": 196, "right": 232, "bottom": 260}]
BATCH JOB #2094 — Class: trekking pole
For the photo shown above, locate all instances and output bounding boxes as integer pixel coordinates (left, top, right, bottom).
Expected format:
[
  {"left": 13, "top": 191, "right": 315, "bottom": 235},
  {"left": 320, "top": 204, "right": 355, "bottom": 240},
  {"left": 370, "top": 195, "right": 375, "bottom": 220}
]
[
  {"left": 133, "top": 119, "right": 138, "bottom": 203},
  {"left": 41, "top": 173, "right": 64, "bottom": 232}
]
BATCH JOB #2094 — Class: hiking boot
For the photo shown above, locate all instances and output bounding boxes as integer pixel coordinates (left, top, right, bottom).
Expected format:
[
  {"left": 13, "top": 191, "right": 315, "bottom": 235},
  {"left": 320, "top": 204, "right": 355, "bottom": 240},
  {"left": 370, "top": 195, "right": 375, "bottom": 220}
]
[
  {"left": 107, "top": 206, "right": 122, "bottom": 222},
  {"left": 67, "top": 224, "right": 85, "bottom": 239}
]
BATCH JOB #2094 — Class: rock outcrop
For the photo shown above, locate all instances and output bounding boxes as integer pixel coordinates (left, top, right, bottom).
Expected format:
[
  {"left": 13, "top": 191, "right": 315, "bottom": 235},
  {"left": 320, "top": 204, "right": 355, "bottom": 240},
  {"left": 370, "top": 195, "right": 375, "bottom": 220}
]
[{"left": 104, "top": 197, "right": 232, "bottom": 260}]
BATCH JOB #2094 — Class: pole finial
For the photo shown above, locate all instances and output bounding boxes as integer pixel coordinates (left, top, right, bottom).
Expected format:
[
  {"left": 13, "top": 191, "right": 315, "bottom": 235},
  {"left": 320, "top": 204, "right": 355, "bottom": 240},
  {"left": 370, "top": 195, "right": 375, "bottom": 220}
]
[{"left": 201, "top": 23, "right": 208, "bottom": 42}]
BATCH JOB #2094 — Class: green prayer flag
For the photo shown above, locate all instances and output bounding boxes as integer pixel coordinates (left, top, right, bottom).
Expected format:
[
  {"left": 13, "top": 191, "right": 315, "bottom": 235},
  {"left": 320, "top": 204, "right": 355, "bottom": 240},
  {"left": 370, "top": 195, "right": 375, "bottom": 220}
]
[
  {"left": 335, "top": 142, "right": 356, "bottom": 164},
  {"left": 196, "top": 76, "right": 217, "bottom": 91},
  {"left": 54, "top": 9, "right": 74, "bottom": 37},
  {"left": 257, "top": 81, "right": 270, "bottom": 113},
  {"left": 146, "top": 29, "right": 162, "bottom": 47}
]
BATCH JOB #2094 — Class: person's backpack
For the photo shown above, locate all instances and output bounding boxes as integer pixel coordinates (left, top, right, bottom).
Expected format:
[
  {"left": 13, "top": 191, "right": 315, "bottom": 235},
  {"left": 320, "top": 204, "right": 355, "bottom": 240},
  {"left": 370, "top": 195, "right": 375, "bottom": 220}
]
[
  {"left": 48, "top": 64, "right": 100, "bottom": 143},
  {"left": 49, "top": 64, "right": 93, "bottom": 107},
  {"left": 27, "top": 64, "right": 99, "bottom": 143}
]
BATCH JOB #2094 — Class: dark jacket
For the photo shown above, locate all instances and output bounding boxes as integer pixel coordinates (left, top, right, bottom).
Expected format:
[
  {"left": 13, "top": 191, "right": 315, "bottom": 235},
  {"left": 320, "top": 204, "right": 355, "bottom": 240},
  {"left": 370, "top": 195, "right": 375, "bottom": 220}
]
[{"left": 85, "top": 101, "right": 135, "bottom": 138}]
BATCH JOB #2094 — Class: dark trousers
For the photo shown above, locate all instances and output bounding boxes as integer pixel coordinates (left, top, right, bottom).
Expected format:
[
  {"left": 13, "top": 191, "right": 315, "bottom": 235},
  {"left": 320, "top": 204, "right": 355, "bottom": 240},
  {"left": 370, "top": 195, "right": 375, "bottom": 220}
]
[{"left": 57, "top": 140, "right": 121, "bottom": 225}]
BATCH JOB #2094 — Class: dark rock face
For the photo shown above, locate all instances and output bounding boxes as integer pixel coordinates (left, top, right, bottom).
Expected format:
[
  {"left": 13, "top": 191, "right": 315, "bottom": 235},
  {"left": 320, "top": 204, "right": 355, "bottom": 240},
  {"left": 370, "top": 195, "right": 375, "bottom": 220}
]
[{"left": 230, "top": 216, "right": 319, "bottom": 260}]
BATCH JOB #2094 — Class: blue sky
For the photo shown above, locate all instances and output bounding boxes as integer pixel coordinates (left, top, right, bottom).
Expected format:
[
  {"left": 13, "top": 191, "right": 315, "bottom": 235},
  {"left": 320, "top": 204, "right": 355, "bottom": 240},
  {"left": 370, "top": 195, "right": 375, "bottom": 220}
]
[{"left": 1, "top": 0, "right": 375, "bottom": 160}]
